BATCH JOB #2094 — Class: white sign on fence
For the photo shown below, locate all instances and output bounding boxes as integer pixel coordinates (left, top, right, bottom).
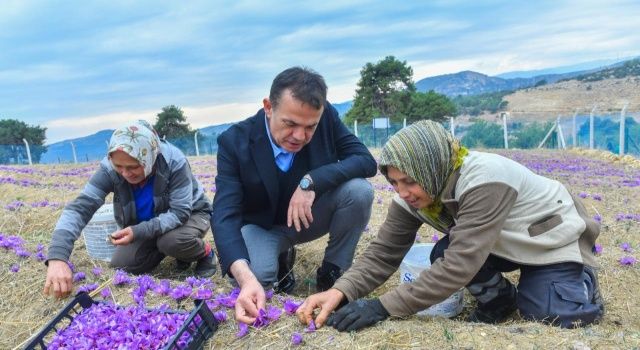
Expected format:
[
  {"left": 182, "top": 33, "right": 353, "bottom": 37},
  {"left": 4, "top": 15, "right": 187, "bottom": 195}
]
[{"left": 373, "top": 117, "right": 389, "bottom": 129}]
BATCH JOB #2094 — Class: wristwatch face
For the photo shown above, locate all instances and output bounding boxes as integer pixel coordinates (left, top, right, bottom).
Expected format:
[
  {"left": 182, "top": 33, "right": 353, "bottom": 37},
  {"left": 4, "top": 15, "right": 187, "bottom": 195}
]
[{"left": 299, "top": 177, "right": 312, "bottom": 190}]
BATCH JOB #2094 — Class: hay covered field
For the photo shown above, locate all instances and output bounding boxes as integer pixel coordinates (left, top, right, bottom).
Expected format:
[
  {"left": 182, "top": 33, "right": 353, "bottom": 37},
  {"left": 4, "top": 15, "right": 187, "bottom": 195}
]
[{"left": 1, "top": 149, "right": 639, "bottom": 349}]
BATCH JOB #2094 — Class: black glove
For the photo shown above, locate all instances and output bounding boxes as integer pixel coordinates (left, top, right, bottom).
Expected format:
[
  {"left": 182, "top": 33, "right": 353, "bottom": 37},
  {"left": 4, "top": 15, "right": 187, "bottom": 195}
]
[{"left": 326, "top": 298, "right": 390, "bottom": 332}]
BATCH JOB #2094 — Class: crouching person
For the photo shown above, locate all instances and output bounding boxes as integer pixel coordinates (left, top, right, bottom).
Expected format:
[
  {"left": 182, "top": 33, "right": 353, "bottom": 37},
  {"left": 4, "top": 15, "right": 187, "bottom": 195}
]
[
  {"left": 297, "top": 120, "right": 603, "bottom": 331},
  {"left": 44, "top": 120, "right": 216, "bottom": 299}
]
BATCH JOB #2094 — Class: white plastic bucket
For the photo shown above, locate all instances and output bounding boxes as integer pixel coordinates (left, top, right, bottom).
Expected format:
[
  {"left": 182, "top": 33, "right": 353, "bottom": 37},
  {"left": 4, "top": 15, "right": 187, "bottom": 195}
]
[
  {"left": 399, "top": 243, "right": 464, "bottom": 318},
  {"left": 81, "top": 203, "right": 119, "bottom": 262}
]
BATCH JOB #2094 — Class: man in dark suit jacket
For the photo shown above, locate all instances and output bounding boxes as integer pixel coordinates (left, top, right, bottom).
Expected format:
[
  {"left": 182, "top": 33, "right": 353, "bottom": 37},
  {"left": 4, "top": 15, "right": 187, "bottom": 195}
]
[{"left": 212, "top": 67, "right": 376, "bottom": 324}]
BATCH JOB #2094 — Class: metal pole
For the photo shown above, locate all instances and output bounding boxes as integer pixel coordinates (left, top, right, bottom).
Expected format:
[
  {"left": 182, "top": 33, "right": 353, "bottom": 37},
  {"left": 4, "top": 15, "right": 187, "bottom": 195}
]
[
  {"left": 572, "top": 109, "right": 578, "bottom": 148},
  {"left": 70, "top": 141, "right": 78, "bottom": 164},
  {"left": 556, "top": 116, "right": 566, "bottom": 149},
  {"left": 22, "top": 138, "right": 32, "bottom": 165},
  {"left": 620, "top": 103, "right": 628, "bottom": 156},
  {"left": 589, "top": 105, "right": 597, "bottom": 149},
  {"left": 538, "top": 123, "right": 557, "bottom": 149},
  {"left": 354, "top": 120, "right": 358, "bottom": 137},
  {"left": 194, "top": 130, "right": 200, "bottom": 157},
  {"left": 403, "top": 118, "right": 407, "bottom": 129},
  {"left": 450, "top": 117, "right": 455, "bottom": 137},
  {"left": 502, "top": 113, "right": 509, "bottom": 149}
]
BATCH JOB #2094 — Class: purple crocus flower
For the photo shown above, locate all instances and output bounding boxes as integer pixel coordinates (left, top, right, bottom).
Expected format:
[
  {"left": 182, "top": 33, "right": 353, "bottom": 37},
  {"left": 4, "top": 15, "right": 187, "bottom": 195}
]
[
  {"left": 265, "top": 289, "right": 274, "bottom": 300},
  {"left": 236, "top": 322, "right": 249, "bottom": 338},
  {"left": 593, "top": 214, "right": 602, "bottom": 223},
  {"left": 35, "top": 251, "right": 47, "bottom": 261},
  {"left": 113, "top": 270, "right": 131, "bottom": 286},
  {"left": 578, "top": 192, "right": 589, "bottom": 199},
  {"left": 291, "top": 332, "right": 303, "bottom": 345},
  {"left": 66, "top": 261, "right": 76, "bottom": 272},
  {"left": 15, "top": 248, "right": 31, "bottom": 258},
  {"left": 592, "top": 194, "right": 602, "bottom": 201},
  {"left": 10, "top": 264, "right": 19, "bottom": 273},
  {"left": 213, "top": 310, "right": 227, "bottom": 323},
  {"left": 169, "top": 284, "right": 192, "bottom": 301},
  {"left": 77, "top": 283, "right": 99, "bottom": 294},
  {"left": 193, "top": 288, "right": 213, "bottom": 300},
  {"left": 267, "top": 305, "right": 282, "bottom": 321},
  {"left": 304, "top": 319, "right": 316, "bottom": 333},
  {"left": 431, "top": 233, "right": 440, "bottom": 243},
  {"left": 593, "top": 244, "right": 603, "bottom": 255},
  {"left": 73, "top": 272, "right": 86, "bottom": 282},
  {"left": 91, "top": 267, "right": 103, "bottom": 276},
  {"left": 252, "top": 309, "right": 270, "bottom": 328},
  {"left": 283, "top": 298, "right": 302, "bottom": 315},
  {"left": 100, "top": 288, "right": 112, "bottom": 299},
  {"left": 619, "top": 256, "right": 637, "bottom": 266},
  {"left": 154, "top": 280, "right": 172, "bottom": 296},
  {"left": 620, "top": 242, "right": 633, "bottom": 252}
]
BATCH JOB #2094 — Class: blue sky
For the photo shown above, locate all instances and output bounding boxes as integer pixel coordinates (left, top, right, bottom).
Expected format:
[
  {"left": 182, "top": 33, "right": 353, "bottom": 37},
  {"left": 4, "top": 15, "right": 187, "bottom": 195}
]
[{"left": 2, "top": 0, "right": 639, "bottom": 143}]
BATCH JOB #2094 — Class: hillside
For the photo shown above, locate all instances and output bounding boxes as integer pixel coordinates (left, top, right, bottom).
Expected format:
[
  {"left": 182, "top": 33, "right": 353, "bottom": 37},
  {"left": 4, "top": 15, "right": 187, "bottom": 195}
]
[{"left": 503, "top": 76, "right": 640, "bottom": 119}]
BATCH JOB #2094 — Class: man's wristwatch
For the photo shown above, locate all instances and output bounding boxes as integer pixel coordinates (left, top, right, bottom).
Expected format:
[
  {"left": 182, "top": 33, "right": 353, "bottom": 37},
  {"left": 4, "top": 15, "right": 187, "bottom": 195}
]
[{"left": 299, "top": 175, "right": 314, "bottom": 191}]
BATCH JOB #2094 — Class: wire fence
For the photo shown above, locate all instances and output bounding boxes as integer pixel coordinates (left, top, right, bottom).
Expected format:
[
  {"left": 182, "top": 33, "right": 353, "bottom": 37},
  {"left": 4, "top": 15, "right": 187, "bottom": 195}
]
[{"left": 1, "top": 113, "right": 639, "bottom": 165}]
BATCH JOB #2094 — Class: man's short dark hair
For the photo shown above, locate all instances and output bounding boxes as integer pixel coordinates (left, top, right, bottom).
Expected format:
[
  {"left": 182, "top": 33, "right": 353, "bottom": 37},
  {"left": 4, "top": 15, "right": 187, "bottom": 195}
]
[{"left": 269, "top": 66, "right": 327, "bottom": 110}]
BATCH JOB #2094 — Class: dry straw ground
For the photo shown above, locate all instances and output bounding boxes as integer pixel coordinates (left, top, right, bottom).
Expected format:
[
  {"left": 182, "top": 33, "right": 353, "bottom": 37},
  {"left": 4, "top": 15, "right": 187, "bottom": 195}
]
[{"left": 1, "top": 149, "right": 639, "bottom": 349}]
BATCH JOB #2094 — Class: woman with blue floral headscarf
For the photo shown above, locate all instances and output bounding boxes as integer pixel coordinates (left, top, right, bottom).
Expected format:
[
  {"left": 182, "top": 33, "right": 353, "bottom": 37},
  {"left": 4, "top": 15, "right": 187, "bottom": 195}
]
[
  {"left": 298, "top": 120, "right": 603, "bottom": 331},
  {"left": 44, "top": 120, "right": 215, "bottom": 299}
]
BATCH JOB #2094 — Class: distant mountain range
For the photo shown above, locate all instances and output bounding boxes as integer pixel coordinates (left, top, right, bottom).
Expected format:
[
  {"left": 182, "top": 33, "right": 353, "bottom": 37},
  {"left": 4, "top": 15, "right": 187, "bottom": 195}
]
[{"left": 40, "top": 57, "right": 638, "bottom": 163}]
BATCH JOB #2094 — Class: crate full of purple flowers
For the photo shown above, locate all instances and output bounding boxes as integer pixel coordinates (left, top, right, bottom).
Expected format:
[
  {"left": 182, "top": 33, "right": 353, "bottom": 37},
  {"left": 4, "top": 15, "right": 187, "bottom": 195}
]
[{"left": 24, "top": 292, "right": 218, "bottom": 350}]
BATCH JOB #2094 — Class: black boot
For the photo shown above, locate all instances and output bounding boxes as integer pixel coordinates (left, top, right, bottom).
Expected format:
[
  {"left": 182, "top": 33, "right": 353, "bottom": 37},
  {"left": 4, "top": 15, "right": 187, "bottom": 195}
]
[
  {"left": 194, "top": 244, "right": 217, "bottom": 278},
  {"left": 274, "top": 246, "right": 296, "bottom": 294},
  {"left": 467, "top": 275, "right": 517, "bottom": 324},
  {"left": 316, "top": 261, "right": 343, "bottom": 292}
]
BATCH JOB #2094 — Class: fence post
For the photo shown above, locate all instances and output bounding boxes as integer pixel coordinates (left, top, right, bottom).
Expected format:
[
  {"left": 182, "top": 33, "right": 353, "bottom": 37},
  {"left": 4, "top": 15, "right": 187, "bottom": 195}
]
[
  {"left": 538, "top": 123, "right": 557, "bottom": 149},
  {"left": 589, "top": 105, "right": 597, "bottom": 149},
  {"left": 620, "top": 103, "right": 628, "bottom": 156},
  {"left": 194, "top": 130, "right": 200, "bottom": 157},
  {"left": 354, "top": 120, "right": 358, "bottom": 137},
  {"left": 70, "top": 141, "right": 78, "bottom": 164},
  {"left": 450, "top": 117, "right": 455, "bottom": 137},
  {"left": 22, "top": 138, "right": 33, "bottom": 165},
  {"left": 502, "top": 112, "right": 509, "bottom": 149},
  {"left": 556, "top": 116, "right": 566, "bottom": 149},
  {"left": 403, "top": 118, "right": 407, "bottom": 129}
]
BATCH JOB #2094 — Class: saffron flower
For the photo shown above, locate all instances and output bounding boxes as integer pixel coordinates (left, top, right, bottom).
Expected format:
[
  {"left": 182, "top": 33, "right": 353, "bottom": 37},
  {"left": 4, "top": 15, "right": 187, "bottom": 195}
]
[
  {"left": 619, "top": 256, "right": 637, "bottom": 266},
  {"left": 91, "top": 267, "right": 103, "bottom": 276},
  {"left": 267, "top": 305, "right": 282, "bottom": 321},
  {"left": 431, "top": 233, "right": 440, "bottom": 242},
  {"left": 73, "top": 272, "right": 86, "bottom": 282},
  {"left": 283, "top": 298, "right": 302, "bottom": 315},
  {"left": 593, "top": 244, "right": 603, "bottom": 255},
  {"left": 193, "top": 288, "right": 213, "bottom": 300},
  {"left": 113, "top": 270, "right": 132, "bottom": 285},
  {"left": 77, "top": 283, "right": 98, "bottom": 294},
  {"left": 252, "top": 309, "right": 270, "bottom": 328},
  {"left": 236, "top": 322, "right": 249, "bottom": 338},
  {"left": 154, "top": 280, "right": 172, "bottom": 296},
  {"left": 100, "top": 288, "right": 112, "bottom": 299},
  {"left": 10, "top": 264, "right": 19, "bottom": 273},
  {"left": 304, "top": 319, "right": 316, "bottom": 333},
  {"left": 169, "top": 284, "right": 192, "bottom": 301},
  {"left": 213, "top": 310, "right": 227, "bottom": 323},
  {"left": 620, "top": 242, "right": 633, "bottom": 252},
  {"left": 291, "top": 332, "right": 303, "bottom": 345}
]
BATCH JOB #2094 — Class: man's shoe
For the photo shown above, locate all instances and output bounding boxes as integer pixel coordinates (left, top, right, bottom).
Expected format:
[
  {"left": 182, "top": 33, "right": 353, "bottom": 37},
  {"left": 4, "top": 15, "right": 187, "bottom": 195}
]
[
  {"left": 274, "top": 247, "right": 296, "bottom": 294},
  {"left": 316, "top": 261, "right": 343, "bottom": 292},
  {"left": 195, "top": 250, "right": 217, "bottom": 278},
  {"left": 467, "top": 283, "right": 517, "bottom": 324},
  {"left": 175, "top": 259, "right": 191, "bottom": 271}
]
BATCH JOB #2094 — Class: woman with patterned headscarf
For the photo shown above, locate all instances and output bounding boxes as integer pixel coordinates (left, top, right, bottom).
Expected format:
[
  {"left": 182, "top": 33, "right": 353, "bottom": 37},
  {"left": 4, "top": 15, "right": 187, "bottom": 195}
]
[
  {"left": 44, "top": 120, "right": 216, "bottom": 299},
  {"left": 298, "top": 120, "right": 603, "bottom": 331}
]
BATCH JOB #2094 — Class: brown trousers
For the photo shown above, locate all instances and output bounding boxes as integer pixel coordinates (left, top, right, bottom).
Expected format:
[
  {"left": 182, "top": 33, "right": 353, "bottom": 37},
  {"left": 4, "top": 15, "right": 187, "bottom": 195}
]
[{"left": 109, "top": 211, "right": 210, "bottom": 274}]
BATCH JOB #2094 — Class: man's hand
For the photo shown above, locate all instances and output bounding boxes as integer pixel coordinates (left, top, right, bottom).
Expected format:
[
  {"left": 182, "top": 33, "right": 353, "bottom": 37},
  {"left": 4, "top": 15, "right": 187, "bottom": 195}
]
[
  {"left": 43, "top": 260, "right": 73, "bottom": 299},
  {"left": 326, "top": 298, "right": 390, "bottom": 332},
  {"left": 287, "top": 187, "right": 315, "bottom": 232},
  {"left": 110, "top": 227, "right": 134, "bottom": 246},
  {"left": 230, "top": 260, "right": 266, "bottom": 324},
  {"left": 296, "top": 288, "right": 345, "bottom": 328}
]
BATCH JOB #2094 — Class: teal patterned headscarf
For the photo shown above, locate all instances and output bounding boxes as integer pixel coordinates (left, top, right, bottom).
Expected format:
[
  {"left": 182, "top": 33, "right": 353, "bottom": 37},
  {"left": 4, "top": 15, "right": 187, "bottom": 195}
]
[
  {"left": 108, "top": 120, "right": 160, "bottom": 177},
  {"left": 379, "top": 120, "right": 467, "bottom": 233}
]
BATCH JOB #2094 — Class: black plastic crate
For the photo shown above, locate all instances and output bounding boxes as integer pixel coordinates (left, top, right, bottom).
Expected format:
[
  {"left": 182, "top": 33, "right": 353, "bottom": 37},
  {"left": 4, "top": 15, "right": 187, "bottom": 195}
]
[{"left": 24, "top": 292, "right": 218, "bottom": 350}]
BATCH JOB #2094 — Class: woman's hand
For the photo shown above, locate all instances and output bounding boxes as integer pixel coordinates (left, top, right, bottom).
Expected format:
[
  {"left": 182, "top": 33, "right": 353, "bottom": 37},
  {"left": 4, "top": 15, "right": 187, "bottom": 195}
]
[
  {"left": 110, "top": 227, "right": 134, "bottom": 245},
  {"left": 43, "top": 260, "right": 73, "bottom": 299},
  {"left": 296, "top": 288, "right": 345, "bottom": 328}
]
